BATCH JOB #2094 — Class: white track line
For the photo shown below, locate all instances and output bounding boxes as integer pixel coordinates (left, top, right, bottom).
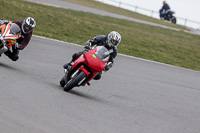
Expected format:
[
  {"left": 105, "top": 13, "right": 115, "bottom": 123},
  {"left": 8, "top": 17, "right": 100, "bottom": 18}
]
[{"left": 33, "top": 35, "right": 200, "bottom": 73}]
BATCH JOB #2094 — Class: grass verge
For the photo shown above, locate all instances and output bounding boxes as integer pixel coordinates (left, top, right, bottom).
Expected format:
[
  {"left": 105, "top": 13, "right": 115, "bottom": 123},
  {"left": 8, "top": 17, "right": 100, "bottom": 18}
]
[
  {"left": 1, "top": 0, "right": 200, "bottom": 71},
  {"left": 63, "top": 0, "right": 190, "bottom": 31}
]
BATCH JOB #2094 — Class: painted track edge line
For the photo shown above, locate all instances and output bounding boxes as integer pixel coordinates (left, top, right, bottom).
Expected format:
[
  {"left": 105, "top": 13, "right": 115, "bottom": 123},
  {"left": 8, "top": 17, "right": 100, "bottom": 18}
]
[{"left": 33, "top": 35, "right": 200, "bottom": 73}]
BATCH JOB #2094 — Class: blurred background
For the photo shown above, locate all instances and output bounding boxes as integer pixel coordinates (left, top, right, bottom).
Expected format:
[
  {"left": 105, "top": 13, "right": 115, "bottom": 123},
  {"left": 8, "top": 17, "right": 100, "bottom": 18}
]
[{"left": 95, "top": 0, "right": 200, "bottom": 29}]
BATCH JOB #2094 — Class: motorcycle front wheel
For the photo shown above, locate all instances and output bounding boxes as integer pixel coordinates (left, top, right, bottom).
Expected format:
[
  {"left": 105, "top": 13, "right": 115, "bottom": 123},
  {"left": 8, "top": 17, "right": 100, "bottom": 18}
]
[
  {"left": 64, "top": 71, "right": 87, "bottom": 92},
  {"left": 171, "top": 16, "right": 176, "bottom": 24}
]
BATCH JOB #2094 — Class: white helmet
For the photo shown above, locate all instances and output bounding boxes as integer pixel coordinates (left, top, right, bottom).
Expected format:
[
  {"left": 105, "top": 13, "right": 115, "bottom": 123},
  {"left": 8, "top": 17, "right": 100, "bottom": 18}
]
[
  {"left": 22, "top": 17, "right": 36, "bottom": 34},
  {"left": 107, "top": 31, "right": 121, "bottom": 47}
]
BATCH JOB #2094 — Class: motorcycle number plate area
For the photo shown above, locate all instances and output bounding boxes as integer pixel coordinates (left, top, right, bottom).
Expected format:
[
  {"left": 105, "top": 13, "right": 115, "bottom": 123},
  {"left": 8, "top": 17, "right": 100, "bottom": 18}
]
[{"left": 92, "top": 54, "right": 97, "bottom": 58}]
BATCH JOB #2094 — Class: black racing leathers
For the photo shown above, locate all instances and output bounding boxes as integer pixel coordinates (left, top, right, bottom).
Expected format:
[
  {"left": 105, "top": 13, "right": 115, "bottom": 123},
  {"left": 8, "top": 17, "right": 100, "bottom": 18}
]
[
  {"left": 85, "top": 35, "right": 117, "bottom": 66},
  {"left": 161, "top": 4, "right": 170, "bottom": 11}
]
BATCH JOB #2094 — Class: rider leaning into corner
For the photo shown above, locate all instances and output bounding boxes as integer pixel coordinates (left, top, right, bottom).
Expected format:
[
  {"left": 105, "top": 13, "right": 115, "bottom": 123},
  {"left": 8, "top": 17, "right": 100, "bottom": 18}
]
[
  {"left": 0, "top": 17, "right": 36, "bottom": 61},
  {"left": 63, "top": 31, "right": 122, "bottom": 80},
  {"left": 159, "top": 1, "right": 171, "bottom": 18},
  {"left": 161, "top": 1, "right": 170, "bottom": 11}
]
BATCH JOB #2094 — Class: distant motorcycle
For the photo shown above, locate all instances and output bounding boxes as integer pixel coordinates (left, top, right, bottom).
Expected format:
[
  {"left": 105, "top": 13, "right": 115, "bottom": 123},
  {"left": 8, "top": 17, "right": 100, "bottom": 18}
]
[
  {"left": 159, "top": 9, "right": 177, "bottom": 24},
  {"left": 60, "top": 46, "right": 110, "bottom": 92},
  {"left": 0, "top": 22, "right": 21, "bottom": 56}
]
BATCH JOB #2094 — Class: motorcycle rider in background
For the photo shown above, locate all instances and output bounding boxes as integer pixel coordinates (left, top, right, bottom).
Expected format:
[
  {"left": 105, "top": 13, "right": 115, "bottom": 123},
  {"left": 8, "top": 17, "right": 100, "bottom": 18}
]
[
  {"left": 159, "top": 1, "right": 171, "bottom": 19},
  {"left": 63, "top": 31, "right": 121, "bottom": 80},
  {"left": 0, "top": 17, "right": 36, "bottom": 61}
]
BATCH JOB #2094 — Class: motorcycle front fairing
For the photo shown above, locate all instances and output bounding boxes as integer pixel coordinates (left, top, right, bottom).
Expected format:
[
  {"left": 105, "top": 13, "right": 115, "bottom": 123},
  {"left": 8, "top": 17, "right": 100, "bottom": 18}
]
[
  {"left": 85, "top": 50, "right": 106, "bottom": 72},
  {"left": 0, "top": 22, "right": 21, "bottom": 48},
  {"left": 83, "top": 46, "right": 109, "bottom": 83},
  {"left": 68, "top": 52, "right": 99, "bottom": 85},
  {"left": 66, "top": 54, "right": 88, "bottom": 81},
  {"left": 67, "top": 46, "right": 110, "bottom": 85}
]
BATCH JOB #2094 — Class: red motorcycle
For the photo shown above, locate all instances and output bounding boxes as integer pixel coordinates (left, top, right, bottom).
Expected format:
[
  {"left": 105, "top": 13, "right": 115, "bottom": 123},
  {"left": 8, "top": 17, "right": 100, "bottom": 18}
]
[
  {"left": 60, "top": 46, "right": 110, "bottom": 92},
  {"left": 0, "top": 22, "right": 21, "bottom": 55}
]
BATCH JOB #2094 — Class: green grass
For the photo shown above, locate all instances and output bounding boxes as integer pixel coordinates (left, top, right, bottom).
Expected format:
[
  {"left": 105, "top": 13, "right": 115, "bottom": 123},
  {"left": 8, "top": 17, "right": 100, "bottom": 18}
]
[{"left": 1, "top": 0, "right": 200, "bottom": 71}]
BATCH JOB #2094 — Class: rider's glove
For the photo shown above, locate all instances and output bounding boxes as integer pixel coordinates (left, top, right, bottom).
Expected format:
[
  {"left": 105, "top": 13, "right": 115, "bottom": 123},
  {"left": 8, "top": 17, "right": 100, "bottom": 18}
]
[
  {"left": 84, "top": 45, "right": 91, "bottom": 51},
  {"left": 0, "top": 20, "right": 4, "bottom": 25},
  {"left": 104, "top": 62, "right": 113, "bottom": 72},
  {"left": 0, "top": 20, "right": 9, "bottom": 25},
  {"left": 84, "top": 40, "right": 91, "bottom": 51}
]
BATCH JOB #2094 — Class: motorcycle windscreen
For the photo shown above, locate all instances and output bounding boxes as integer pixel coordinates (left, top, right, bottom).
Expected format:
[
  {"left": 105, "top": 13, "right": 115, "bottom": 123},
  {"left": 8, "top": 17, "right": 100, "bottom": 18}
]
[
  {"left": 9, "top": 23, "right": 21, "bottom": 35},
  {"left": 85, "top": 47, "right": 108, "bottom": 72},
  {"left": 95, "top": 46, "right": 110, "bottom": 62}
]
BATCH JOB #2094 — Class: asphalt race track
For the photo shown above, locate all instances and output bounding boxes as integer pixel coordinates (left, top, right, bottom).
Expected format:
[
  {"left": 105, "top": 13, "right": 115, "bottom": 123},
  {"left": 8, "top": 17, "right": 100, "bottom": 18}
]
[{"left": 0, "top": 36, "right": 200, "bottom": 133}]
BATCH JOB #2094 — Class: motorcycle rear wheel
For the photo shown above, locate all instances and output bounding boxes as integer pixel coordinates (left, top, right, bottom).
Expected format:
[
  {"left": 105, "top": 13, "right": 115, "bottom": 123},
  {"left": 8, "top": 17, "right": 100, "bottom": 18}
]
[
  {"left": 171, "top": 16, "right": 176, "bottom": 24},
  {"left": 64, "top": 71, "right": 86, "bottom": 92}
]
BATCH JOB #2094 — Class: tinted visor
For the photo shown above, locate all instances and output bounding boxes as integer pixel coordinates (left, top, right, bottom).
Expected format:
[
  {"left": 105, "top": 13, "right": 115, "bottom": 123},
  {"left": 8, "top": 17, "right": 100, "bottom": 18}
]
[
  {"left": 111, "top": 39, "right": 118, "bottom": 46},
  {"left": 23, "top": 23, "right": 33, "bottom": 33}
]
